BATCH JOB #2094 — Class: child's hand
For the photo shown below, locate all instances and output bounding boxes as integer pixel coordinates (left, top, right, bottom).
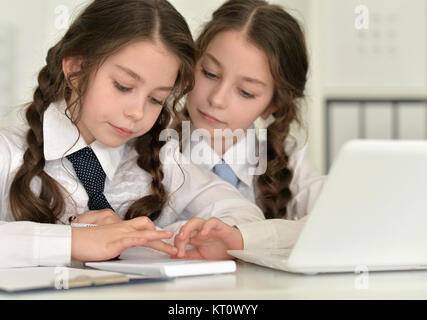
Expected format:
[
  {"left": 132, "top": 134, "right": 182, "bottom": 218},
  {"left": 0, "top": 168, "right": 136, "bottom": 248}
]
[
  {"left": 72, "top": 209, "right": 122, "bottom": 225},
  {"left": 71, "top": 216, "right": 177, "bottom": 261},
  {"left": 173, "top": 217, "right": 244, "bottom": 260}
]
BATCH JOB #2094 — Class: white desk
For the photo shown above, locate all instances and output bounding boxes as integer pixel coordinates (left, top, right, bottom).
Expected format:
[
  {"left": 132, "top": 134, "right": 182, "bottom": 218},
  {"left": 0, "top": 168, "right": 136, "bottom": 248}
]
[{"left": 1, "top": 261, "right": 427, "bottom": 300}]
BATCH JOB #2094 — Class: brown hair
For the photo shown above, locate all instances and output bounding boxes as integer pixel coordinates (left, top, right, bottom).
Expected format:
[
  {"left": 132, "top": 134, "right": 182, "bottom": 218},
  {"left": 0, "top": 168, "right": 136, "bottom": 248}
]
[
  {"left": 172, "top": 0, "right": 308, "bottom": 219},
  {"left": 9, "top": 0, "right": 195, "bottom": 223}
]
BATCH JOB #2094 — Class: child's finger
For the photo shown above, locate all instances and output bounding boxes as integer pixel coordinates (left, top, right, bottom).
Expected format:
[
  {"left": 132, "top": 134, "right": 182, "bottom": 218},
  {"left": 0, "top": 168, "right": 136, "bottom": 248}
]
[
  {"left": 128, "top": 216, "right": 156, "bottom": 230},
  {"left": 201, "top": 218, "right": 222, "bottom": 236},
  {"left": 131, "top": 230, "right": 174, "bottom": 241},
  {"left": 187, "top": 234, "right": 208, "bottom": 247},
  {"left": 175, "top": 236, "right": 189, "bottom": 259},
  {"left": 178, "top": 218, "right": 205, "bottom": 241},
  {"left": 175, "top": 229, "right": 206, "bottom": 258},
  {"left": 183, "top": 248, "right": 204, "bottom": 260},
  {"left": 144, "top": 240, "right": 178, "bottom": 256},
  {"left": 174, "top": 218, "right": 205, "bottom": 258},
  {"left": 175, "top": 231, "right": 199, "bottom": 258},
  {"left": 115, "top": 237, "right": 148, "bottom": 253}
]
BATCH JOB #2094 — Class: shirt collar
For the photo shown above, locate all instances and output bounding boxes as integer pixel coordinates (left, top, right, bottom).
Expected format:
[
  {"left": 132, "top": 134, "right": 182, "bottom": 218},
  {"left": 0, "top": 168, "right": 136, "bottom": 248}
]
[
  {"left": 43, "top": 99, "right": 126, "bottom": 181},
  {"left": 182, "top": 124, "right": 259, "bottom": 187}
]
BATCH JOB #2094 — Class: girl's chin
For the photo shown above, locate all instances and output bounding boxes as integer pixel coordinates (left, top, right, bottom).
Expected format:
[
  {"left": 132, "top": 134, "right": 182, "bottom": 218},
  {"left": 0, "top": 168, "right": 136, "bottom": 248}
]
[
  {"left": 192, "top": 123, "right": 216, "bottom": 135},
  {"left": 95, "top": 135, "right": 128, "bottom": 148}
]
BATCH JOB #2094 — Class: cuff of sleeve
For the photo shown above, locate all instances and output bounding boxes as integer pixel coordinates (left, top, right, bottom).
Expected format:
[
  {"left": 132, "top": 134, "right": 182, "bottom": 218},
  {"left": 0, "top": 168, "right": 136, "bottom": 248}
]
[
  {"left": 35, "top": 224, "right": 72, "bottom": 267},
  {"left": 237, "top": 221, "right": 276, "bottom": 249}
]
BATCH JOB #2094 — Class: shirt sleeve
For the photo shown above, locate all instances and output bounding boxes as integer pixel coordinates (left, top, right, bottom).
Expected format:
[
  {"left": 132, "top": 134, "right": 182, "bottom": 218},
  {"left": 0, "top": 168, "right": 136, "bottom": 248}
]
[
  {"left": 158, "top": 140, "right": 265, "bottom": 233},
  {"left": 238, "top": 216, "right": 307, "bottom": 249},
  {"left": 0, "top": 130, "right": 72, "bottom": 268},
  {"left": 0, "top": 221, "right": 72, "bottom": 268}
]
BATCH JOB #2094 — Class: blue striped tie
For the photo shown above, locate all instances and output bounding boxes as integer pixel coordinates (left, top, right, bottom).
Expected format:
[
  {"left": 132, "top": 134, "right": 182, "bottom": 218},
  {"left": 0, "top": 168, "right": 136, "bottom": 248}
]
[
  {"left": 66, "top": 147, "right": 114, "bottom": 211},
  {"left": 213, "top": 160, "right": 239, "bottom": 187}
]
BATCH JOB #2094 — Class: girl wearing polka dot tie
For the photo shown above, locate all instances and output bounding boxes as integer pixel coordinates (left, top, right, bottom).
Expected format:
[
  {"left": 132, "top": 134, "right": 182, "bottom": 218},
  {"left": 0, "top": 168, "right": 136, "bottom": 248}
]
[
  {"left": 171, "top": 0, "right": 326, "bottom": 259},
  {"left": 0, "top": 0, "right": 264, "bottom": 268}
]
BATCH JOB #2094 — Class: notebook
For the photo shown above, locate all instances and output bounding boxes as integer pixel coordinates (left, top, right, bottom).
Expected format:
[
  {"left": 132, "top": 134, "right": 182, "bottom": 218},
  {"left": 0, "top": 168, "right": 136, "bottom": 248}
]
[
  {"left": 0, "top": 267, "right": 131, "bottom": 292},
  {"left": 86, "top": 247, "right": 236, "bottom": 277},
  {"left": 228, "top": 140, "right": 427, "bottom": 274}
]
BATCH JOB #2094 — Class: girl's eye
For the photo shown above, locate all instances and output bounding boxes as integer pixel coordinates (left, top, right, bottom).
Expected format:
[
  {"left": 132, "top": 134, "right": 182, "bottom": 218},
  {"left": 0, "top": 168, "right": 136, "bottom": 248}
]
[
  {"left": 201, "top": 68, "right": 218, "bottom": 80},
  {"left": 240, "top": 89, "right": 255, "bottom": 99},
  {"left": 150, "top": 97, "right": 164, "bottom": 106},
  {"left": 114, "top": 81, "right": 132, "bottom": 92}
]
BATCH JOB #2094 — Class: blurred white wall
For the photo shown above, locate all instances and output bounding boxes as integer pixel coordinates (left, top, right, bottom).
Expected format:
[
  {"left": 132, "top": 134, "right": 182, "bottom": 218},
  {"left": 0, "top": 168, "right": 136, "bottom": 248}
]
[
  {"left": 0, "top": 0, "right": 425, "bottom": 173},
  {"left": 0, "top": 0, "right": 89, "bottom": 125}
]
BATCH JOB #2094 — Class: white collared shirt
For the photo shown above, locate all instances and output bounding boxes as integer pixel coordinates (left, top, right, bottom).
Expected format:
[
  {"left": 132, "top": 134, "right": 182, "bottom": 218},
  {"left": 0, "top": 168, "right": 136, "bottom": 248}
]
[
  {"left": 182, "top": 125, "right": 326, "bottom": 249},
  {"left": 0, "top": 100, "right": 264, "bottom": 268}
]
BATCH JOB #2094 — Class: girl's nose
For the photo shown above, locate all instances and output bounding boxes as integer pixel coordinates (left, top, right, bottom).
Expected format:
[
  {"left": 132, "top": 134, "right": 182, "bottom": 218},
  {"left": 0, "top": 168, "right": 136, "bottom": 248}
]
[
  {"left": 208, "top": 83, "right": 228, "bottom": 110},
  {"left": 124, "top": 100, "right": 144, "bottom": 120}
]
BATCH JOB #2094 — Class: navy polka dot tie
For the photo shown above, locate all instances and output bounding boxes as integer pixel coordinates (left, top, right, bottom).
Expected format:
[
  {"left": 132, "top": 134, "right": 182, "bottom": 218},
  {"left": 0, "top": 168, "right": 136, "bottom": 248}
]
[{"left": 66, "top": 147, "right": 114, "bottom": 211}]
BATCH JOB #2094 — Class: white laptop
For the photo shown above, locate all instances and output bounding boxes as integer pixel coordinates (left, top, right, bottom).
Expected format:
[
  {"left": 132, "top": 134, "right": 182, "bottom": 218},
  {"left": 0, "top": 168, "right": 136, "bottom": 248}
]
[
  {"left": 86, "top": 247, "right": 236, "bottom": 278},
  {"left": 228, "top": 139, "right": 427, "bottom": 274}
]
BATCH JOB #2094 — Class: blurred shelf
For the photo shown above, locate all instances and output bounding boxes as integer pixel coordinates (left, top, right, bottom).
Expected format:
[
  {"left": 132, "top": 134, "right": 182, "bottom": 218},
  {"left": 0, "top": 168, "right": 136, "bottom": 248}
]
[{"left": 323, "top": 86, "right": 427, "bottom": 100}]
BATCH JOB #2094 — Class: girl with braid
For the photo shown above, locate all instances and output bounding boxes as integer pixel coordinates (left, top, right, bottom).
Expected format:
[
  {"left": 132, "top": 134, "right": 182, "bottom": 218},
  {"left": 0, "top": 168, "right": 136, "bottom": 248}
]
[
  {"left": 0, "top": 0, "right": 264, "bottom": 268},
  {"left": 171, "top": 0, "right": 325, "bottom": 260}
]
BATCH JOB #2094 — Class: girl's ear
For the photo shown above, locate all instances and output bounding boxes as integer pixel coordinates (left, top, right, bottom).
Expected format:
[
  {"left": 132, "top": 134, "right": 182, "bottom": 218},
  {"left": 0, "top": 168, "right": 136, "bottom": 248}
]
[
  {"left": 260, "top": 104, "right": 278, "bottom": 120},
  {"left": 62, "top": 56, "right": 83, "bottom": 87}
]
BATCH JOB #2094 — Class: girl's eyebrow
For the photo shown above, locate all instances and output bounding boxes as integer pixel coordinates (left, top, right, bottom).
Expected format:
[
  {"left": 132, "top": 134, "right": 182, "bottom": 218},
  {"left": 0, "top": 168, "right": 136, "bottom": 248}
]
[
  {"left": 114, "top": 64, "right": 173, "bottom": 91},
  {"left": 241, "top": 76, "right": 267, "bottom": 87},
  {"left": 204, "top": 53, "right": 267, "bottom": 87},
  {"left": 115, "top": 64, "right": 142, "bottom": 81},
  {"left": 205, "top": 53, "right": 222, "bottom": 67}
]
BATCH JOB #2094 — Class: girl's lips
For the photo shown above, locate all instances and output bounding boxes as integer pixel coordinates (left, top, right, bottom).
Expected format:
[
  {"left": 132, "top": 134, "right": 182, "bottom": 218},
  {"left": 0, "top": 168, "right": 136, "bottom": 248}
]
[
  {"left": 110, "top": 124, "right": 133, "bottom": 137},
  {"left": 198, "top": 109, "right": 225, "bottom": 125}
]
